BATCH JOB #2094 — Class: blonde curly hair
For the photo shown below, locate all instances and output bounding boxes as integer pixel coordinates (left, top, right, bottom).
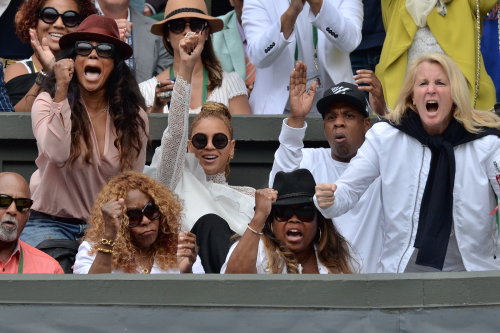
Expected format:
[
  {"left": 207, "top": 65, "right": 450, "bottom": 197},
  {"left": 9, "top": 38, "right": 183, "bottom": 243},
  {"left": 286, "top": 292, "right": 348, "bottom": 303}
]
[{"left": 84, "top": 171, "right": 182, "bottom": 273}]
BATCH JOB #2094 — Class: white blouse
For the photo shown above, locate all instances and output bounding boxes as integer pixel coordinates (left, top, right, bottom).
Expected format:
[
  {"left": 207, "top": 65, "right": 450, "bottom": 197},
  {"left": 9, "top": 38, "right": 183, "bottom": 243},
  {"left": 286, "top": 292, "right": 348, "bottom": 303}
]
[
  {"left": 144, "top": 77, "right": 255, "bottom": 235},
  {"left": 139, "top": 71, "right": 248, "bottom": 113}
]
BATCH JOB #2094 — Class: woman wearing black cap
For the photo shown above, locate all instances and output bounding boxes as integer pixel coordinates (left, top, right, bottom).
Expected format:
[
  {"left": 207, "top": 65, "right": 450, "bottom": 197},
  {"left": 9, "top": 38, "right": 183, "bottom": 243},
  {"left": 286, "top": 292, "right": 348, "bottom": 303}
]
[
  {"left": 22, "top": 14, "right": 149, "bottom": 249},
  {"left": 222, "top": 169, "right": 354, "bottom": 274}
]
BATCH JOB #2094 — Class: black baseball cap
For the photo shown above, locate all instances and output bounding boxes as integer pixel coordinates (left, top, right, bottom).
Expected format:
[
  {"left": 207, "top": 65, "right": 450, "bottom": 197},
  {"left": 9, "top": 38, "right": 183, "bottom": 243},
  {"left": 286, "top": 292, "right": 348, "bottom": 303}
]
[{"left": 316, "top": 82, "right": 369, "bottom": 118}]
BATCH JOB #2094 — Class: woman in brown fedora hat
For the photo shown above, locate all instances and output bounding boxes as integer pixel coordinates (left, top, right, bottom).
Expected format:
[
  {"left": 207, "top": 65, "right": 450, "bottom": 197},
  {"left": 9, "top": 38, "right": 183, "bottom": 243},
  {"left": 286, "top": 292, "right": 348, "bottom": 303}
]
[
  {"left": 21, "top": 15, "right": 149, "bottom": 250},
  {"left": 5, "top": 0, "right": 96, "bottom": 112},
  {"left": 222, "top": 169, "right": 355, "bottom": 274},
  {"left": 139, "top": 0, "right": 251, "bottom": 115}
]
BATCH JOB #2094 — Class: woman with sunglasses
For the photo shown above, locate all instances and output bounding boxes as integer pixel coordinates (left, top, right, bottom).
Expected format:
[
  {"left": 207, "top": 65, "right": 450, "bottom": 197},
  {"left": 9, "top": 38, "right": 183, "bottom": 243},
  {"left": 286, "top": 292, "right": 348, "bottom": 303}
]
[
  {"left": 145, "top": 26, "right": 255, "bottom": 273},
  {"left": 139, "top": 0, "right": 251, "bottom": 114},
  {"left": 4, "top": 0, "right": 96, "bottom": 112},
  {"left": 21, "top": 15, "right": 149, "bottom": 250},
  {"left": 222, "top": 169, "right": 354, "bottom": 274},
  {"left": 74, "top": 172, "right": 202, "bottom": 274}
]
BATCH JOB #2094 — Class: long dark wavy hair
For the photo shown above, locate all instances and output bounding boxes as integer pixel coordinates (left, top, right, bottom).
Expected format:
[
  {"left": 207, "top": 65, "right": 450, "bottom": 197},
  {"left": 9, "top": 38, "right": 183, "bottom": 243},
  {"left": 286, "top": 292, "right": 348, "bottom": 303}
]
[
  {"left": 261, "top": 210, "right": 354, "bottom": 274},
  {"left": 41, "top": 46, "right": 148, "bottom": 170}
]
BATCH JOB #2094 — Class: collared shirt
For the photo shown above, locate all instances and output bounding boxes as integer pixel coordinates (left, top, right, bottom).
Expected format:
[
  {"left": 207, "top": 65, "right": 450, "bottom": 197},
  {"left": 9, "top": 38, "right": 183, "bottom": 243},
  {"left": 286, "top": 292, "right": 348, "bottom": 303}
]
[
  {"left": 0, "top": 63, "right": 14, "bottom": 112},
  {"left": 0, "top": 240, "right": 64, "bottom": 274}
]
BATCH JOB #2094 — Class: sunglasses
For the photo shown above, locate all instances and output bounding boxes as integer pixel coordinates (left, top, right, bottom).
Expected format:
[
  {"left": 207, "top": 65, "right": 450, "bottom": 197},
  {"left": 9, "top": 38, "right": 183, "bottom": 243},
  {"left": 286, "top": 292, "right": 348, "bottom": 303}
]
[
  {"left": 191, "top": 133, "right": 229, "bottom": 150},
  {"left": 39, "top": 7, "right": 81, "bottom": 28},
  {"left": 0, "top": 194, "right": 33, "bottom": 213},
  {"left": 75, "top": 41, "right": 115, "bottom": 58},
  {"left": 272, "top": 203, "right": 316, "bottom": 223},
  {"left": 167, "top": 18, "right": 208, "bottom": 34},
  {"left": 125, "top": 201, "right": 161, "bottom": 228}
]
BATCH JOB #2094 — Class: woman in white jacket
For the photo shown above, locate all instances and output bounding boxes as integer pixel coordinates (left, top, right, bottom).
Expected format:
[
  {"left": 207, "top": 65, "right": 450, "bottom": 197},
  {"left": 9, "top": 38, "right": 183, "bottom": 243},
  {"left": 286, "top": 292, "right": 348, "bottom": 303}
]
[{"left": 316, "top": 53, "right": 500, "bottom": 273}]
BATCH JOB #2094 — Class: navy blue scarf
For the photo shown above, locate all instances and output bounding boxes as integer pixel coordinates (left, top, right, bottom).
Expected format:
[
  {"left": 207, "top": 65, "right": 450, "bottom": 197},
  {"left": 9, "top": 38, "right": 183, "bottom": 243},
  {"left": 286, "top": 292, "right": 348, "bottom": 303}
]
[{"left": 389, "top": 110, "right": 499, "bottom": 270}]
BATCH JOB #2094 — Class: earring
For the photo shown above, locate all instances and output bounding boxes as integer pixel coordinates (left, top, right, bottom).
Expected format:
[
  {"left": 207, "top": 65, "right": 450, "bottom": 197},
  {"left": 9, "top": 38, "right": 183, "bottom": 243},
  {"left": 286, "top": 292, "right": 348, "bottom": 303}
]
[{"left": 316, "top": 228, "right": 322, "bottom": 243}]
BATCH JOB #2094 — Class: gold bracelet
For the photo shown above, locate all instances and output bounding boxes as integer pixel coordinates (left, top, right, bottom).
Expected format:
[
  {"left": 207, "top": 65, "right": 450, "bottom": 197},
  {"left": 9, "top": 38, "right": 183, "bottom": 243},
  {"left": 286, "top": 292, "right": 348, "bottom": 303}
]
[
  {"left": 247, "top": 224, "right": 263, "bottom": 235},
  {"left": 97, "top": 247, "right": 114, "bottom": 254},
  {"left": 100, "top": 238, "right": 115, "bottom": 247}
]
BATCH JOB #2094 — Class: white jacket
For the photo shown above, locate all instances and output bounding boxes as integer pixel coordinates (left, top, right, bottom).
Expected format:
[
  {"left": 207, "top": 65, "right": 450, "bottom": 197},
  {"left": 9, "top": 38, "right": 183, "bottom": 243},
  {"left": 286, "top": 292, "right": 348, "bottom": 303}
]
[
  {"left": 243, "top": 0, "right": 362, "bottom": 114},
  {"left": 317, "top": 122, "right": 500, "bottom": 272}
]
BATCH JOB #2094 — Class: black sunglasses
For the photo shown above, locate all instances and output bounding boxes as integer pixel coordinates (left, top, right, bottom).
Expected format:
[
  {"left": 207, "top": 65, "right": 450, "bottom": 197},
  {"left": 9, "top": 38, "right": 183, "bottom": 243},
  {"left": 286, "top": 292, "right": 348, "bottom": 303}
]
[
  {"left": 75, "top": 41, "right": 115, "bottom": 58},
  {"left": 191, "top": 133, "right": 229, "bottom": 150},
  {"left": 125, "top": 201, "right": 161, "bottom": 228},
  {"left": 272, "top": 203, "right": 316, "bottom": 223},
  {"left": 0, "top": 194, "right": 33, "bottom": 213},
  {"left": 167, "top": 18, "right": 208, "bottom": 34},
  {"left": 39, "top": 7, "right": 81, "bottom": 28}
]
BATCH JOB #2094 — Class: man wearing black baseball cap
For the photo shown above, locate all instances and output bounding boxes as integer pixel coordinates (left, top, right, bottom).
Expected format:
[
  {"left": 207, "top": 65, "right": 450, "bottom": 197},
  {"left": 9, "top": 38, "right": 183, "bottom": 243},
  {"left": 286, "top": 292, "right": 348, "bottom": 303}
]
[{"left": 269, "top": 61, "right": 383, "bottom": 273}]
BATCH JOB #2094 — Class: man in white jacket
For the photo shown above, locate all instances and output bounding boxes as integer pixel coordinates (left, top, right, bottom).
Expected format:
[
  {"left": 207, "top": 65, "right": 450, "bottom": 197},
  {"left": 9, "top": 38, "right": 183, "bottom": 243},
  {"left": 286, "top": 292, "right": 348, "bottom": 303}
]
[
  {"left": 269, "top": 62, "right": 383, "bottom": 273},
  {"left": 243, "top": 0, "right": 362, "bottom": 114}
]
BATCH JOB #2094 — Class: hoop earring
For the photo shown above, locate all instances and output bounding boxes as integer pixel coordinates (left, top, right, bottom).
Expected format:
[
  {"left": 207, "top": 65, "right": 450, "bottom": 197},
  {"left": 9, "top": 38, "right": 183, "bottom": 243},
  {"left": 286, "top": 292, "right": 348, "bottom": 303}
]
[{"left": 316, "top": 227, "right": 322, "bottom": 243}]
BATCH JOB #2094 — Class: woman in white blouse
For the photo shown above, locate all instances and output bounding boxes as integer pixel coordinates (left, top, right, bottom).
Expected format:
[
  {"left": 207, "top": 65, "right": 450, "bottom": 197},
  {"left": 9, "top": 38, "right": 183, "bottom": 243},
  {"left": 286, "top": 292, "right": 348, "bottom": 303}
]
[
  {"left": 139, "top": 0, "right": 251, "bottom": 114},
  {"left": 144, "top": 23, "right": 255, "bottom": 273}
]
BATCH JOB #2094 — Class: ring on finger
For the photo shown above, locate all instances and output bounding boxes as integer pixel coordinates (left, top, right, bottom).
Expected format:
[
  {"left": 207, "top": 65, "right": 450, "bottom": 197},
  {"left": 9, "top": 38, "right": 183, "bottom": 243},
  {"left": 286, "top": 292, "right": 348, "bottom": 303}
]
[{"left": 159, "top": 91, "right": 172, "bottom": 99}]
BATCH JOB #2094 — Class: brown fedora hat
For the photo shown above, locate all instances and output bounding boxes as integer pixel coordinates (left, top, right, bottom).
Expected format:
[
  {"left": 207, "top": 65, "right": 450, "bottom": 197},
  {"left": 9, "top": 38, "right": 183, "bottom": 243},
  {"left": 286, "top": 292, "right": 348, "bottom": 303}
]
[
  {"left": 59, "top": 14, "right": 133, "bottom": 59},
  {"left": 151, "top": 0, "right": 223, "bottom": 36}
]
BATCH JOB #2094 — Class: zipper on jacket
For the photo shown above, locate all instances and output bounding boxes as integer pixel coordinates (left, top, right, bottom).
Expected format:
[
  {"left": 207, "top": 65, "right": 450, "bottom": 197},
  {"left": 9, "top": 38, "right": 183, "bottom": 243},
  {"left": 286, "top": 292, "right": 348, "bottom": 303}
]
[{"left": 397, "top": 144, "right": 425, "bottom": 272}]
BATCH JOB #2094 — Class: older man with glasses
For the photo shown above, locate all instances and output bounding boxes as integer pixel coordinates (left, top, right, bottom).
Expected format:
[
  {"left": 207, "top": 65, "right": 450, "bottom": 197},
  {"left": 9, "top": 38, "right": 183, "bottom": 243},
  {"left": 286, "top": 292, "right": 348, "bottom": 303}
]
[{"left": 0, "top": 172, "right": 63, "bottom": 274}]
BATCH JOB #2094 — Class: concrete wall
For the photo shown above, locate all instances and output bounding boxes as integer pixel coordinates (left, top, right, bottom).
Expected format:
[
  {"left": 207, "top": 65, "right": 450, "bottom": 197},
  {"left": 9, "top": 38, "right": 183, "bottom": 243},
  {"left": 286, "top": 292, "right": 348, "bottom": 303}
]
[
  {"left": 1, "top": 272, "right": 500, "bottom": 332},
  {"left": 0, "top": 113, "right": 328, "bottom": 189}
]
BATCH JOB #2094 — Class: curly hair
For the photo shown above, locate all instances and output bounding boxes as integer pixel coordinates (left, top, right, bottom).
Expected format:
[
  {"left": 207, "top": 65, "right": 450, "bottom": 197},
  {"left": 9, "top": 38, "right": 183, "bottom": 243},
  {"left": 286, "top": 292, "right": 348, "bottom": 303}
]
[
  {"left": 162, "top": 28, "right": 223, "bottom": 93},
  {"left": 261, "top": 211, "right": 354, "bottom": 274},
  {"left": 42, "top": 47, "right": 149, "bottom": 171},
  {"left": 84, "top": 171, "right": 182, "bottom": 273},
  {"left": 15, "top": 0, "right": 97, "bottom": 44},
  {"left": 190, "top": 102, "right": 234, "bottom": 176},
  {"left": 386, "top": 53, "right": 500, "bottom": 133}
]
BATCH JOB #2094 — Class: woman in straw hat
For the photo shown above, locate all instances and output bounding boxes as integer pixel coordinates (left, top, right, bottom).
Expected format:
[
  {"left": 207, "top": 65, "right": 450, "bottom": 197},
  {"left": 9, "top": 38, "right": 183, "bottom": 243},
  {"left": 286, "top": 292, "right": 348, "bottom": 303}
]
[
  {"left": 138, "top": 0, "right": 251, "bottom": 114},
  {"left": 145, "top": 14, "right": 255, "bottom": 273},
  {"left": 21, "top": 15, "right": 149, "bottom": 248}
]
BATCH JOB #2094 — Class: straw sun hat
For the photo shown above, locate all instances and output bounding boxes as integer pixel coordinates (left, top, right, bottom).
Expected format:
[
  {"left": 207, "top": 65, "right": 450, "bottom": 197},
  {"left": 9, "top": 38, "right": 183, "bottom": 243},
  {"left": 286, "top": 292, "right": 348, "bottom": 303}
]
[{"left": 150, "top": 0, "right": 223, "bottom": 36}]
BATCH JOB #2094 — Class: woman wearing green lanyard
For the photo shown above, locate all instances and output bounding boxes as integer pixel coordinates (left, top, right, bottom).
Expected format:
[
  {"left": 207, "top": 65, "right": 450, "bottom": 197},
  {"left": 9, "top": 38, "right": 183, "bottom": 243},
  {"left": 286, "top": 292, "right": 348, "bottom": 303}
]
[
  {"left": 139, "top": 0, "right": 251, "bottom": 114},
  {"left": 144, "top": 20, "right": 256, "bottom": 273}
]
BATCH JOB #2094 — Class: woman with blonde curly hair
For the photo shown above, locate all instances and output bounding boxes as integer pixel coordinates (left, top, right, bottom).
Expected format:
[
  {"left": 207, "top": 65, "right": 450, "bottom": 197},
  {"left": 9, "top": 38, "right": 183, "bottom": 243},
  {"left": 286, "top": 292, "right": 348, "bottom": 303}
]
[
  {"left": 222, "top": 169, "right": 354, "bottom": 274},
  {"left": 73, "top": 171, "right": 201, "bottom": 274},
  {"left": 316, "top": 53, "right": 500, "bottom": 273}
]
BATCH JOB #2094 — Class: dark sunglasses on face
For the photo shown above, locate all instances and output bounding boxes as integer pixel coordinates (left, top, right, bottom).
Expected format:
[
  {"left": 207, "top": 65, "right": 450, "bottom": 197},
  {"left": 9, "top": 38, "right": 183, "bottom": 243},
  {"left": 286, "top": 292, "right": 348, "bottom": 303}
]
[
  {"left": 191, "top": 133, "right": 229, "bottom": 150},
  {"left": 125, "top": 201, "right": 161, "bottom": 228},
  {"left": 39, "top": 7, "right": 81, "bottom": 28},
  {"left": 272, "top": 203, "right": 316, "bottom": 223},
  {"left": 75, "top": 41, "right": 115, "bottom": 58},
  {"left": 167, "top": 18, "right": 208, "bottom": 34},
  {"left": 0, "top": 194, "right": 33, "bottom": 213}
]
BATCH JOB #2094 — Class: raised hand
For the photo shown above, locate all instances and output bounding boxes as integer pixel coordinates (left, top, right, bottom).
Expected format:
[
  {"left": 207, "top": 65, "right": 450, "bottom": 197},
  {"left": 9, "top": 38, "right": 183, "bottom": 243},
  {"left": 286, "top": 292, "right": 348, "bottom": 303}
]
[
  {"left": 289, "top": 61, "right": 317, "bottom": 127},
  {"left": 53, "top": 58, "right": 74, "bottom": 102},
  {"left": 151, "top": 78, "right": 176, "bottom": 113},
  {"left": 115, "top": 19, "right": 132, "bottom": 42},
  {"left": 254, "top": 188, "right": 278, "bottom": 221},
  {"left": 315, "top": 183, "right": 337, "bottom": 209},
  {"left": 29, "top": 28, "right": 55, "bottom": 73},
  {"left": 177, "top": 231, "right": 198, "bottom": 273},
  {"left": 101, "top": 198, "right": 126, "bottom": 241},
  {"left": 178, "top": 29, "right": 207, "bottom": 81},
  {"left": 353, "top": 69, "right": 387, "bottom": 116}
]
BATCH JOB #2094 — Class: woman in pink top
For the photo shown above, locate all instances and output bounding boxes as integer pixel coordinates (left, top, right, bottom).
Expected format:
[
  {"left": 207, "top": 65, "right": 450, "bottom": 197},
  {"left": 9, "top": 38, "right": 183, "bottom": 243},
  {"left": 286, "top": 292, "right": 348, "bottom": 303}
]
[{"left": 21, "top": 15, "right": 149, "bottom": 248}]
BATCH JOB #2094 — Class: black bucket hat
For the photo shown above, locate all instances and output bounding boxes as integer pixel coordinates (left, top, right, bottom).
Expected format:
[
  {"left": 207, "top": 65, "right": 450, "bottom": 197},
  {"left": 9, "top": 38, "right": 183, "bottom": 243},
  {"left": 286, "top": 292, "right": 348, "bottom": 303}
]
[{"left": 272, "top": 169, "right": 316, "bottom": 207}]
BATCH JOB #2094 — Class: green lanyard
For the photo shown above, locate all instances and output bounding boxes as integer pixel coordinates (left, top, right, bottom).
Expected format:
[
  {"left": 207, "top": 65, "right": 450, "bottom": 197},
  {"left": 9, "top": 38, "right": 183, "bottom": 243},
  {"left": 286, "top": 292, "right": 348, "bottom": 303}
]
[
  {"left": 169, "top": 67, "right": 209, "bottom": 104},
  {"left": 294, "top": 26, "right": 319, "bottom": 71},
  {"left": 18, "top": 245, "right": 24, "bottom": 274}
]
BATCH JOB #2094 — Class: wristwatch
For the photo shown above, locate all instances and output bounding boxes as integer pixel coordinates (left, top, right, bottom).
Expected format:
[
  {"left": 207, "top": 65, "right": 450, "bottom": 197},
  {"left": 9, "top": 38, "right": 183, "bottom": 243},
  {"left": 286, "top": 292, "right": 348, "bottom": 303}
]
[{"left": 35, "top": 70, "right": 48, "bottom": 86}]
